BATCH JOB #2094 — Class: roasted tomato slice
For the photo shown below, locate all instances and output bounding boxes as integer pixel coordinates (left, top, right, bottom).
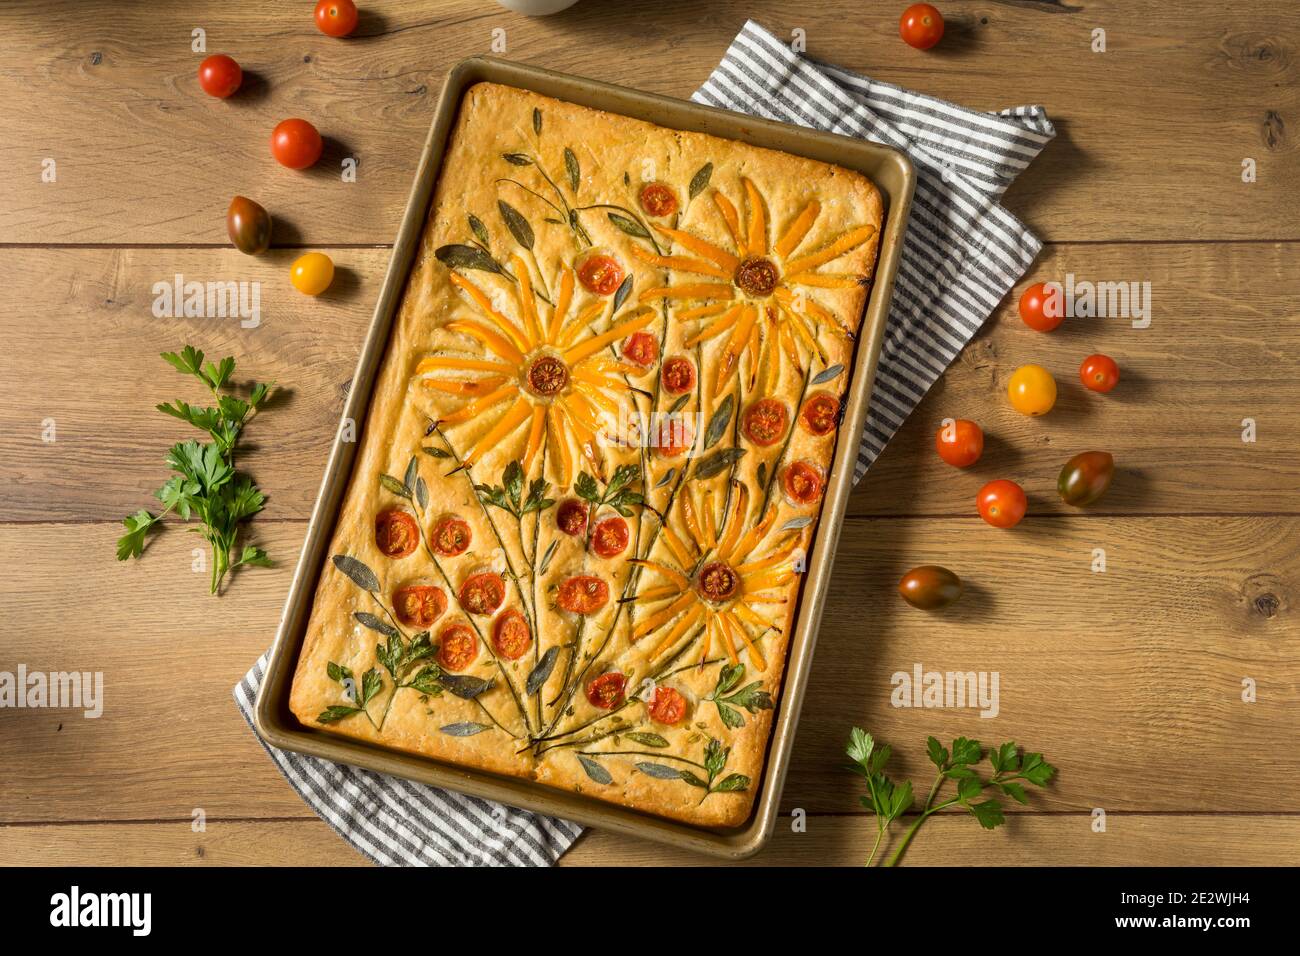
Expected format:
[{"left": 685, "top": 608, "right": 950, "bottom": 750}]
[
  {"left": 799, "top": 392, "right": 840, "bottom": 436},
  {"left": 375, "top": 509, "right": 419, "bottom": 558},
  {"left": 557, "top": 575, "right": 609, "bottom": 614},
  {"left": 491, "top": 608, "right": 532, "bottom": 661},
  {"left": 661, "top": 355, "right": 696, "bottom": 395},
  {"left": 458, "top": 571, "right": 506, "bottom": 615},
  {"left": 743, "top": 398, "right": 789, "bottom": 446},
  {"left": 437, "top": 622, "right": 478, "bottom": 672},
  {"left": 556, "top": 498, "right": 589, "bottom": 537},
  {"left": 781, "top": 459, "right": 825, "bottom": 505},
  {"left": 577, "top": 254, "right": 625, "bottom": 296},
  {"left": 648, "top": 685, "right": 687, "bottom": 725},
  {"left": 621, "top": 330, "right": 659, "bottom": 368},
  {"left": 393, "top": 584, "right": 448, "bottom": 628},
  {"left": 638, "top": 182, "right": 679, "bottom": 217},
  {"left": 585, "top": 672, "right": 626, "bottom": 710},
  {"left": 652, "top": 414, "right": 694, "bottom": 458},
  {"left": 591, "top": 516, "right": 630, "bottom": 558},
  {"left": 431, "top": 515, "right": 471, "bottom": 556}
]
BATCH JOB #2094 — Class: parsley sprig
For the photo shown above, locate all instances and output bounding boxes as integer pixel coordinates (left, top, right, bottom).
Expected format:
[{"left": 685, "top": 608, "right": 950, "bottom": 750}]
[
  {"left": 115, "top": 346, "right": 275, "bottom": 595},
  {"left": 574, "top": 463, "right": 644, "bottom": 517},
  {"left": 704, "top": 662, "right": 773, "bottom": 729},
  {"left": 847, "top": 728, "right": 1056, "bottom": 866}
]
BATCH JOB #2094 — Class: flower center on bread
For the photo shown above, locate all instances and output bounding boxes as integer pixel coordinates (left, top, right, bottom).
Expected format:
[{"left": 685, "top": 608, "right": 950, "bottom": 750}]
[
  {"left": 697, "top": 561, "right": 741, "bottom": 603},
  {"left": 526, "top": 354, "right": 570, "bottom": 397},
  {"left": 734, "top": 256, "right": 780, "bottom": 297}
]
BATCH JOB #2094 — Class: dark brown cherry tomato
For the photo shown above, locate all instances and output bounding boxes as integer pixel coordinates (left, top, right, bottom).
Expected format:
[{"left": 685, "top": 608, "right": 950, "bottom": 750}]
[
  {"left": 652, "top": 414, "right": 693, "bottom": 458},
  {"left": 898, "top": 565, "right": 963, "bottom": 610},
  {"left": 226, "top": 196, "right": 272, "bottom": 255},
  {"left": 1018, "top": 281, "right": 1064, "bottom": 332},
  {"left": 976, "top": 479, "right": 1027, "bottom": 529},
  {"left": 1058, "top": 451, "right": 1115, "bottom": 506},
  {"left": 1079, "top": 354, "right": 1120, "bottom": 393},
  {"left": 556, "top": 499, "right": 589, "bottom": 537},
  {"left": 621, "top": 330, "right": 659, "bottom": 368},
  {"left": 577, "top": 254, "right": 625, "bottom": 296},
  {"left": 314, "top": 0, "right": 359, "bottom": 37},
  {"left": 431, "top": 516, "right": 471, "bottom": 556},
  {"left": 781, "top": 460, "right": 825, "bottom": 505},
  {"left": 393, "top": 584, "right": 447, "bottom": 628},
  {"left": 743, "top": 399, "right": 789, "bottom": 446},
  {"left": 648, "top": 686, "right": 687, "bottom": 725},
  {"left": 586, "top": 672, "right": 626, "bottom": 710},
  {"left": 661, "top": 355, "right": 696, "bottom": 395},
  {"left": 638, "top": 182, "right": 679, "bottom": 217},
  {"left": 557, "top": 575, "right": 609, "bottom": 615},
  {"left": 899, "top": 4, "right": 944, "bottom": 50},
  {"left": 270, "top": 118, "right": 323, "bottom": 170},
  {"left": 935, "top": 418, "right": 984, "bottom": 468},
  {"left": 799, "top": 392, "right": 840, "bottom": 436},
  {"left": 437, "top": 622, "right": 477, "bottom": 672},
  {"left": 375, "top": 509, "right": 419, "bottom": 558},
  {"left": 459, "top": 572, "right": 506, "bottom": 615},
  {"left": 491, "top": 609, "right": 532, "bottom": 661},
  {"left": 198, "top": 54, "right": 242, "bottom": 98},
  {"left": 591, "top": 516, "right": 630, "bottom": 558}
]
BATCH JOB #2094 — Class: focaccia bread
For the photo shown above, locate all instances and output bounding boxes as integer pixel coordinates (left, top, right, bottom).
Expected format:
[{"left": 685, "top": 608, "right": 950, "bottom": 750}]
[{"left": 289, "top": 82, "right": 882, "bottom": 827}]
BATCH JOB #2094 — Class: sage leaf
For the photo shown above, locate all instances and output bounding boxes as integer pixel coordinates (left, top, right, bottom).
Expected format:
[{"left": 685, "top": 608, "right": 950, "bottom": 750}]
[
  {"left": 607, "top": 212, "right": 650, "bottom": 239},
  {"left": 577, "top": 754, "right": 612, "bottom": 786},
  {"left": 379, "top": 474, "right": 410, "bottom": 499},
  {"left": 713, "top": 772, "right": 750, "bottom": 793},
  {"left": 538, "top": 538, "right": 559, "bottom": 575},
  {"left": 692, "top": 447, "right": 746, "bottom": 480},
  {"left": 653, "top": 468, "right": 675, "bottom": 489},
  {"left": 416, "top": 476, "right": 429, "bottom": 509},
  {"left": 402, "top": 455, "right": 419, "bottom": 494},
  {"left": 526, "top": 646, "right": 561, "bottom": 696},
  {"left": 811, "top": 363, "right": 845, "bottom": 385},
  {"left": 354, "top": 611, "right": 398, "bottom": 639},
  {"left": 668, "top": 394, "right": 690, "bottom": 414},
  {"left": 612, "top": 274, "right": 633, "bottom": 313},
  {"left": 625, "top": 732, "right": 669, "bottom": 748},
  {"left": 564, "top": 146, "right": 579, "bottom": 192},
  {"left": 332, "top": 554, "right": 379, "bottom": 592},
  {"left": 497, "top": 200, "right": 535, "bottom": 250},
  {"left": 438, "top": 673, "right": 495, "bottom": 700},
  {"left": 468, "top": 214, "right": 491, "bottom": 248},
  {"left": 502, "top": 152, "right": 533, "bottom": 166},
  {"left": 421, "top": 445, "right": 451, "bottom": 459},
  {"left": 779, "top": 516, "right": 813, "bottom": 532},
  {"left": 703, "top": 393, "right": 734, "bottom": 450},
  {"left": 435, "top": 243, "right": 507, "bottom": 276},
  {"left": 689, "top": 162, "right": 713, "bottom": 200},
  {"left": 678, "top": 770, "right": 708, "bottom": 789},
  {"left": 441, "top": 721, "right": 491, "bottom": 737},
  {"left": 532, "top": 107, "right": 542, "bottom": 135},
  {"left": 636, "top": 762, "right": 685, "bottom": 780}
]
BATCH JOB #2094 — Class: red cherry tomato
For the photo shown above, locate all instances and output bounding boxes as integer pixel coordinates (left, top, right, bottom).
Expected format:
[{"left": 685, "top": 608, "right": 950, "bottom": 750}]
[
  {"left": 621, "top": 330, "right": 658, "bottom": 368},
  {"left": 743, "top": 399, "right": 789, "bottom": 447},
  {"left": 799, "top": 392, "right": 840, "bottom": 436},
  {"left": 393, "top": 585, "right": 447, "bottom": 628},
  {"left": 375, "top": 509, "right": 419, "bottom": 558},
  {"left": 638, "top": 182, "right": 679, "bottom": 217},
  {"left": 577, "top": 254, "right": 625, "bottom": 296},
  {"left": 271, "top": 118, "right": 323, "bottom": 170},
  {"left": 661, "top": 355, "right": 696, "bottom": 395},
  {"left": 1080, "top": 353, "right": 1120, "bottom": 393},
  {"left": 198, "top": 54, "right": 242, "bottom": 98},
  {"left": 491, "top": 609, "right": 532, "bottom": 661},
  {"left": 557, "top": 575, "right": 609, "bottom": 615},
  {"left": 585, "top": 672, "right": 626, "bottom": 710},
  {"left": 976, "top": 479, "right": 1027, "bottom": 529},
  {"left": 431, "top": 516, "right": 471, "bottom": 556},
  {"left": 781, "top": 460, "right": 825, "bottom": 506},
  {"left": 556, "top": 499, "right": 589, "bottom": 537},
  {"left": 935, "top": 418, "right": 984, "bottom": 468},
  {"left": 652, "top": 415, "right": 693, "bottom": 459},
  {"left": 1018, "top": 282, "right": 1064, "bottom": 332},
  {"left": 591, "top": 516, "right": 630, "bottom": 558},
  {"left": 648, "top": 686, "right": 687, "bottom": 725},
  {"left": 437, "top": 622, "right": 477, "bottom": 672},
  {"left": 900, "top": 4, "right": 944, "bottom": 50},
  {"left": 458, "top": 572, "right": 506, "bottom": 616},
  {"left": 314, "top": 0, "right": 359, "bottom": 38}
]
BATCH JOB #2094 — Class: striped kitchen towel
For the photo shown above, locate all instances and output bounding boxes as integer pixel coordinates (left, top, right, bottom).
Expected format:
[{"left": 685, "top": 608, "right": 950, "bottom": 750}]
[
  {"left": 234, "top": 21, "right": 1053, "bottom": 867},
  {"left": 694, "top": 20, "right": 1055, "bottom": 481}
]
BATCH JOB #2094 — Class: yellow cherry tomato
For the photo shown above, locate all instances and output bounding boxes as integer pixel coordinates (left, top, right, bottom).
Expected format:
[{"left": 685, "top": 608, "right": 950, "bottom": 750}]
[
  {"left": 1007, "top": 364, "right": 1057, "bottom": 416},
  {"left": 290, "top": 252, "right": 334, "bottom": 295}
]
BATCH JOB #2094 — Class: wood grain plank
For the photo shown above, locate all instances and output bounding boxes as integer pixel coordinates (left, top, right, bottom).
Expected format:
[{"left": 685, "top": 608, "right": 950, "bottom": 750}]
[
  {"left": 0, "top": 0, "right": 1295, "bottom": 244},
  {"left": 3, "top": 814, "right": 1295, "bottom": 866},
  {"left": 2, "top": 241, "right": 1296, "bottom": 523},
  {"left": 1, "top": 516, "right": 1293, "bottom": 823}
]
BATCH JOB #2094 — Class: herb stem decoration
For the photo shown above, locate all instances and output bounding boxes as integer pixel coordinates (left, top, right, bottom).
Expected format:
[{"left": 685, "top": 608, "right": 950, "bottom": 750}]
[
  {"left": 846, "top": 729, "right": 1056, "bottom": 867},
  {"left": 500, "top": 147, "right": 592, "bottom": 247},
  {"left": 115, "top": 346, "right": 275, "bottom": 595}
]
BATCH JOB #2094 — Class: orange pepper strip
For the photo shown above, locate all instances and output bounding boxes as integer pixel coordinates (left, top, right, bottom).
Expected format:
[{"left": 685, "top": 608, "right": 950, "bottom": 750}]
[
  {"left": 417, "top": 356, "right": 514, "bottom": 375},
  {"left": 632, "top": 591, "right": 697, "bottom": 642},
  {"left": 712, "top": 304, "right": 759, "bottom": 398},
  {"left": 522, "top": 405, "right": 546, "bottom": 472},
  {"left": 743, "top": 178, "right": 767, "bottom": 256},
  {"left": 721, "top": 610, "right": 766, "bottom": 671},
  {"left": 463, "top": 397, "right": 532, "bottom": 467},
  {"left": 652, "top": 225, "right": 740, "bottom": 272},
  {"left": 676, "top": 301, "right": 733, "bottom": 322},
  {"left": 511, "top": 255, "right": 543, "bottom": 347},
  {"left": 684, "top": 302, "right": 741, "bottom": 348},
  {"left": 648, "top": 604, "right": 705, "bottom": 659},
  {"left": 628, "top": 558, "right": 690, "bottom": 590},
  {"left": 557, "top": 300, "right": 606, "bottom": 349},
  {"left": 657, "top": 521, "right": 695, "bottom": 568},
  {"left": 436, "top": 384, "right": 515, "bottom": 426},
  {"left": 448, "top": 273, "right": 530, "bottom": 354},
  {"left": 446, "top": 320, "right": 526, "bottom": 365},
  {"left": 774, "top": 200, "right": 821, "bottom": 259},
  {"left": 716, "top": 483, "right": 749, "bottom": 560},
  {"left": 563, "top": 308, "right": 654, "bottom": 364},
  {"left": 784, "top": 224, "right": 878, "bottom": 276},
  {"left": 547, "top": 405, "right": 573, "bottom": 489},
  {"left": 546, "top": 268, "right": 575, "bottom": 345},
  {"left": 638, "top": 283, "right": 735, "bottom": 303},
  {"left": 629, "top": 244, "right": 730, "bottom": 280},
  {"left": 728, "top": 507, "right": 777, "bottom": 563},
  {"left": 420, "top": 375, "right": 507, "bottom": 395},
  {"left": 784, "top": 272, "right": 863, "bottom": 289},
  {"left": 712, "top": 190, "right": 745, "bottom": 257}
]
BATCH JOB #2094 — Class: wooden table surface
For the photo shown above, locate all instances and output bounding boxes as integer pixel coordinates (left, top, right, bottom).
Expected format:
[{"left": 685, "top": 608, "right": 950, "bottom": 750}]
[{"left": 2, "top": 0, "right": 1297, "bottom": 867}]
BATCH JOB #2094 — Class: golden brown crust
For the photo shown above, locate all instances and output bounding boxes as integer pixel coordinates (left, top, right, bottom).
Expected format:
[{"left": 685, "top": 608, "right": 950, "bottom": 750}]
[{"left": 289, "top": 82, "right": 882, "bottom": 827}]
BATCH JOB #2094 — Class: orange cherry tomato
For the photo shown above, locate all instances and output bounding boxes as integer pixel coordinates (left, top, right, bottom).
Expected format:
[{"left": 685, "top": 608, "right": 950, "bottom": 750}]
[
  {"left": 661, "top": 355, "right": 696, "bottom": 395},
  {"left": 1007, "top": 364, "right": 1057, "bottom": 416},
  {"left": 557, "top": 575, "right": 609, "bottom": 615},
  {"left": 271, "top": 118, "right": 323, "bottom": 170},
  {"left": 743, "top": 399, "right": 789, "bottom": 446},
  {"left": 393, "top": 584, "right": 447, "bottom": 628},
  {"left": 652, "top": 414, "right": 693, "bottom": 459},
  {"left": 621, "top": 330, "right": 658, "bottom": 368},
  {"left": 290, "top": 252, "right": 334, "bottom": 295},
  {"left": 899, "top": 3, "right": 944, "bottom": 50},
  {"left": 977, "top": 479, "right": 1027, "bottom": 528},
  {"left": 638, "top": 182, "right": 679, "bottom": 217},
  {"left": 1018, "top": 282, "right": 1064, "bottom": 332},
  {"left": 577, "top": 254, "right": 625, "bottom": 296},
  {"left": 935, "top": 418, "right": 984, "bottom": 467},
  {"left": 799, "top": 392, "right": 840, "bottom": 436},
  {"left": 898, "top": 566, "right": 963, "bottom": 610},
  {"left": 648, "top": 686, "right": 687, "bottom": 725},
  {"left": 1080, "top": 353, "right": 1120, "bottom": 393},
  {"left": 198, "top": 54, "right": 242, "bottom": 98},
  {"left": 431, "top": 516, "right": 472, "bottom": 556},
  {"left": 585, "top": 672, "right": 626, "bottom": 710},
  {"left": 458, "top": 572, "right": 506, "bottom": 616},
  {"left": 556, "top": 499, "right": 589, "bottom": 537},
  {"left": 591, "top": 516, "right": 630, "bottom": 558},
  {"left": 781, "top": 460, "right": 825, "bottom": 506},
  {"left": 437, "top": 622, "right": 478, "bottom": 672},
  {"left": 314, "top": 0, "right": 359, "bottom": 37},
  {"left": 491, "top": 609, "right": 532, "bottom": 661},
  {"left": 375, "top": 509, "right": 419, "bottom": 558}
]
